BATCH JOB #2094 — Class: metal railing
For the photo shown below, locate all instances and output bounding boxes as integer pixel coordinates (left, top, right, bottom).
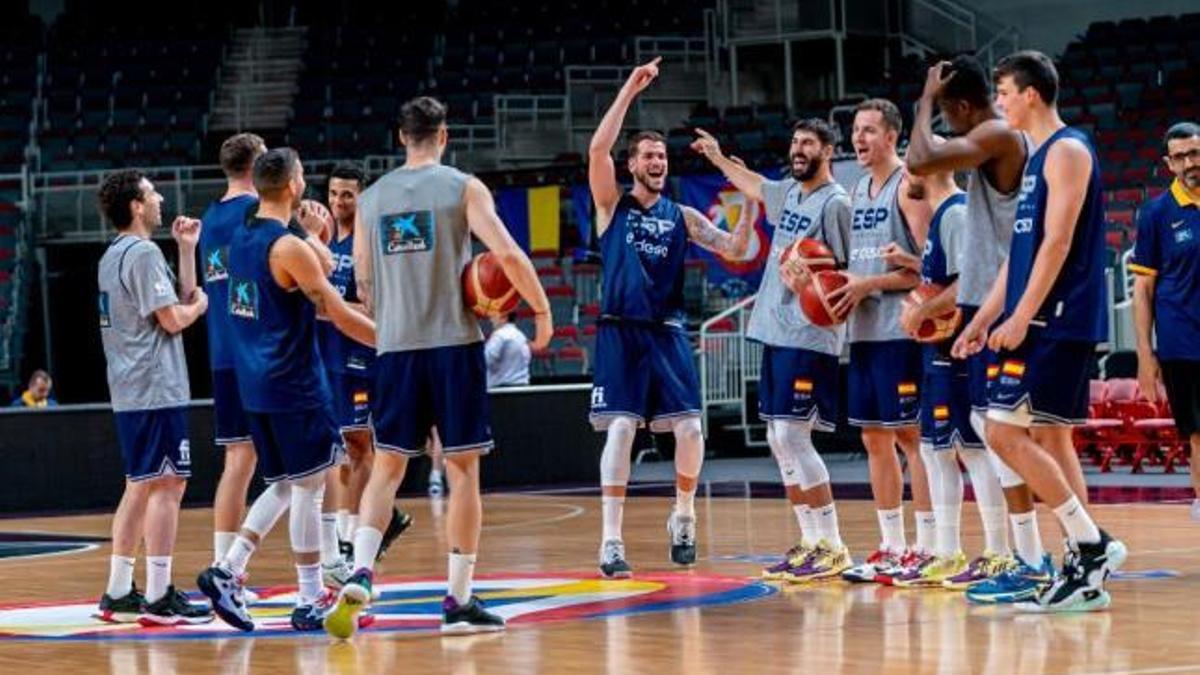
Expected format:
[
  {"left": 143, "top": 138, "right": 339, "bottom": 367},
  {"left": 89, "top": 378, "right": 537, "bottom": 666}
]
[
  {"left": 493, "top": 95, "right": 571, "bottom": 156},
  {"left": 697, "top": 294, "right": 763, "bottom": 446},
  {"left": 0, "top": 170, "right": 31, "bottom": 377}
]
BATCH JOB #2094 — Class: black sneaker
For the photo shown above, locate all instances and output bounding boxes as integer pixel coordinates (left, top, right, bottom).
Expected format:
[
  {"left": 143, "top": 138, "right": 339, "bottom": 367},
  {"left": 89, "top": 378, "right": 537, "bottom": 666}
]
[
  {"left": 441, "top": 595, "right": 506, "bottom": 634},
  {"left": 667, "top": 512, "right": 697, "bottom": 566},
  {"left": 376, "top": 507, "right": 414, "bottom": 561},
  {"left": 599, "top": 539, "right": 633, "bottom": 579},
  {"left": 138, "top": 586, "right": 215, "bottom": 626},
  {"left": 197, "top": 565, "right": 255, "bottom": 631},
  {"left": 1017, "top": 530, "right": 1127, "bottom": 613},
  {"left": 95, "top": 585, "right": 145, "bottom": 624}
]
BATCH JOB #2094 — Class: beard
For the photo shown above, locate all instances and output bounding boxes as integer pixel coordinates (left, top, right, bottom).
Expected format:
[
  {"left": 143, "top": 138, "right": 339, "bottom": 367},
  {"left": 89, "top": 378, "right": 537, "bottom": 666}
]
[
  {"left": 790, "top": 154, "right": 823, "bottom": 182},
  {"left": 1183, "top": 167, "right": 1200, "bottom": 190},
  {"left": 633, "top": 171, "right": 665, "bottom": 194}
]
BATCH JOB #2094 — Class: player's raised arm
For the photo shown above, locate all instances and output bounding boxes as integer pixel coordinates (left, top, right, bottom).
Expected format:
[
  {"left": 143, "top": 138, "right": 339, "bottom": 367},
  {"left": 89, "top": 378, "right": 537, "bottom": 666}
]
[
  {"left": 464, "top": 177, "right": 553, "bottom": 351},
  {"left": 589, "top": 57, "right": 661, "bottom": 233},
  {"left": 681, "top": 203, "right": 753, "bottom": 259},
  {"left": 272, "top": 235, "right": 376, "bottom": 347},
  {"left": 690, "top": 128, "right": 767, "bottom": 202}
]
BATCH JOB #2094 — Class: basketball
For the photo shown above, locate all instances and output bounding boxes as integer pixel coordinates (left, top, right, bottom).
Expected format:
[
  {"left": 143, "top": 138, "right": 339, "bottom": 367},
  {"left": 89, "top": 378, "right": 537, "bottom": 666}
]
[
  {"left": 905, "top": 283, "right": 961, "bottom": 343},
  {"left": 799, "top": 270, "right": 851, "bottom": 327},
  {"left": 462, "top": 252, "right": 520, "bottom": 317},
  {"left": 780, "top": 237, "right": 836, "bottom": 284}
]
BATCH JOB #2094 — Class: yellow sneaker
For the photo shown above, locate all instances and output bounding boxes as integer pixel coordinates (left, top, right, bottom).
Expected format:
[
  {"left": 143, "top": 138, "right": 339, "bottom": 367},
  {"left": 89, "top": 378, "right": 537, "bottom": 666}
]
[
  {"left": 782, "top": 540, "right": 853, "bottom": 583},
  {"left": 894, "top": 551, "right": 968, "bottom": 588}
]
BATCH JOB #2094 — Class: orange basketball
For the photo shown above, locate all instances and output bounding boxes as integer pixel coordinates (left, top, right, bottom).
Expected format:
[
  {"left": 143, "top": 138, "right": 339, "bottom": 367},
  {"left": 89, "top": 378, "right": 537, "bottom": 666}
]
[
  {"left": 799, "top": 270, "right": 851, "bottom": 327},
  {"left": 780, "top": 237, "right": 836, "bottom": 281},
  {"left": 905, "top": 283, "right": 961, "bottom": 343},
  {"left": 462, "top": 252, "right": 520, "bottom": 317}
]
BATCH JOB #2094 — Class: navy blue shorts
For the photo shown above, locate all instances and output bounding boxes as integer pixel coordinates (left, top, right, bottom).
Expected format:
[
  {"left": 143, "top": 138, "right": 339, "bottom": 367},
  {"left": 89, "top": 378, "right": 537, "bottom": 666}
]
[
  {"left": 920, "top": 359, "right": 983, "bottom": 450},
  {"left": 958, "top": 306, "right": 993, "bottom": 412},
  {"left": 987, "top": 331, "right": 1096, "bottom": 427},
  {"left": 113, "top": 406, "right": 191, "bottom": 481},
  {"left": 245, "top": 407, "right": 341, "bottom": 483},
  {"left": 373, "top": 343, "right": 493, "bottom": 456},
  {"left": 211, "top": 368, "right": 251, "bottom": 446},
  {"left": 589, "top": 322, "right": 701, "bottom": 432},
  {"left": 758, "top": 344, "right": 839, "bottom": 432},
  {"left": 327, "top": 369, "right": 373, "bottom": 432},
  {"left": 847, "top": 340, "right": 922, "bottom": 427}
]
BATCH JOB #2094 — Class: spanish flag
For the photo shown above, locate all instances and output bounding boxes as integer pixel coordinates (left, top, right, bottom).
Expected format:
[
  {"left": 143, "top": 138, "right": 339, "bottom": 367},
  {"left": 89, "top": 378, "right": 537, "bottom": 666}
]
[
  {"left": 353, "top": 391, "right": 369, "bottom": 405},
  {"left": 933, "top": 405, "right": 951, "bottom": 420},
  {"left": 1001, "top": 361, "right": 1026, "bottom": 377},
  {"left": 793, "top": 378, "right": 814, "bottom": 393},
  {"left": 898, "top": 382, "right": 918, "bottom": 396},
  {"left": 986, "top": 365, "right": 1000, "bottom": 381},
  {"left": 495, "top": 185, "right": 562, "bottom": 253}
]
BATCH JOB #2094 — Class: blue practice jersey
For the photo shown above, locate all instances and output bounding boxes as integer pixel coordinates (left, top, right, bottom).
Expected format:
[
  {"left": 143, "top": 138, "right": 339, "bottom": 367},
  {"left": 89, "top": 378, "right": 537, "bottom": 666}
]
[
  {"left": 599, "top": 193, "right": 688, "bottom": 327},
  {"left": 199, "top": 194, "right": 257, "bottom": 370},
  {"left": 1006, "top": 127, "right": 1107, "bottom": 342},
  {"left": 1130, "top": 180, "right": 1200, "bottom": 361},
  {"left": 228, "top": 216, "right": 331, "bottom": 413},
  {"left": 317, "top": 231, "right": 375, "bottom": 374}
]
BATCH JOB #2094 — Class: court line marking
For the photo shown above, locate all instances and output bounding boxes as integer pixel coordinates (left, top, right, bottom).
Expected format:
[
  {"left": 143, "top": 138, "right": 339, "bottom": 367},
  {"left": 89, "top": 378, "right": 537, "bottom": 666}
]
[
  {"left": 1084, "top": 665, "right": 1200, "bottom": 675},
  {"left": 0, "top": 543, "right": 101, "bottom": 564}
]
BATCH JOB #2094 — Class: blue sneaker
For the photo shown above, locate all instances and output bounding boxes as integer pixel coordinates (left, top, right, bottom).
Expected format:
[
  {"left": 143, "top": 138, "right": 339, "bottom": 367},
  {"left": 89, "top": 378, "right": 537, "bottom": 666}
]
[{"left": 965, "top": 553, "right": 1054, "bottom": 604}]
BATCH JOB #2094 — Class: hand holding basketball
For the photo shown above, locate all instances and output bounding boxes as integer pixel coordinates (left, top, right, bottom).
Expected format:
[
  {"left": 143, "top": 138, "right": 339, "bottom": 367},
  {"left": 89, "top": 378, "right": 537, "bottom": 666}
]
[
  {"left": 826, "top": 272, "right": 869, "bottom": 318},
  {"left": 297, "top": 199, "right": 333, "bottom": 244}
]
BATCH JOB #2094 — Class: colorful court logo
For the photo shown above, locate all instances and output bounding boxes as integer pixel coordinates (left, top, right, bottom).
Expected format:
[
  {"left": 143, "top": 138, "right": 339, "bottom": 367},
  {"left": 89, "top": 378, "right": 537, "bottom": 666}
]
[{"left": 0, "top": 572, "right": 774, "bottom": 641}]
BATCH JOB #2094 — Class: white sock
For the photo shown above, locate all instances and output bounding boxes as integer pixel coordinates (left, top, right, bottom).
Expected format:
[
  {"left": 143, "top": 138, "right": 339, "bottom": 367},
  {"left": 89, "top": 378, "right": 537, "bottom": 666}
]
[
  {"left": 347, "top": 514, "right": 359, "bottom": 541},
  {"left": 812, "top": 502, "right": 843, "bottom": 547},
  {"left": 979, "top": 505, "right": 1011, "bottom": 556},
  {"left": 915, "top": 511, "right": 937, "bottom": 554},
  {"left": 336, "top": 510, "right": 351, "bottom": 541},
  {"left": 430, "top": 469, "right": 443, "bottom": 485},
  {"left": 602, "top": 495, "right": 625, "bottom": 542},
  {"left": 223, "top": 536, "right": 256, "bottom": 576},
  {"left": 1011, "top": 511, "right": 1045, "bottom": 566},
  {"left": 295, "top": 563, "right": 322, "bottom": 604},
  {"left": 791, "top": 503, "right": 812, "bottom": 544},
  {"left": 107, "top": 555, "right": 135, "bottom": 598},
  {"left": 934, "top": 504, "right": 961, "bottom": 557},
  {"left": 1051, "top": 495, "right": 1101, "bottom": 545},
  {"left": 353, "top": 526, "right": 384, "bottom": 572},
  {"left": 877, "top": 507, "right": 906, "bottom": 552},
  {"left": 145, "top": 556, "right": 172, "bottom": 604},
  {"left": 447, "top": 552, "right": 476, "bottom": 604},
  {"left": 320, "top": 513, "right": 341, "bottom": 566},
  {"left": 675, "top": 485, "right": 696, "bottom": 518},
  {"left": 214, "top": 532, "right": 236, "bottom": 564}
]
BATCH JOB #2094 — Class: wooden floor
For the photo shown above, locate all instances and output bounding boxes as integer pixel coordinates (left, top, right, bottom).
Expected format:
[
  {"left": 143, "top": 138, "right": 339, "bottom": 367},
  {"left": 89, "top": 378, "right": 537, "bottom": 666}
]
[{"left": 0, "top": 490, "right": 1197, "bottom": 674}]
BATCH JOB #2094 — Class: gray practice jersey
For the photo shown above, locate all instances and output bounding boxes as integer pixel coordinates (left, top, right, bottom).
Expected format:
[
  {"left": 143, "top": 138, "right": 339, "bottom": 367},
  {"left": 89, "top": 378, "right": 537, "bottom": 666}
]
[
  {"left": 747, "top": 178, "right": 851, "bottom": 354},
  {"left": 97, "top": 235, "right": 190, "bottom": 411},
  {"left": 847, "top": 167, "right": 919, "bottom": 343},
  {"left": 957, "top": 153, "right": 1024, "bottom": 307},
  {"left": 358, "top": 164, "right": 483, "bottom": 353}
]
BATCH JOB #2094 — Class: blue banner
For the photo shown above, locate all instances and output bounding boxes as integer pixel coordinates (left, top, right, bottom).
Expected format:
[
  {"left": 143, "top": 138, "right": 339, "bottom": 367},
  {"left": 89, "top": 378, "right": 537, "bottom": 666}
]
[{"left": 678, "top": 173, "right": 774, "bottom": 298}]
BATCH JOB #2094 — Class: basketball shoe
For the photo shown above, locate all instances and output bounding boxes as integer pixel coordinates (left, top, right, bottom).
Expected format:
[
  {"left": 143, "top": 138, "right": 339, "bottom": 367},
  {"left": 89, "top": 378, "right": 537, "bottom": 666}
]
[
  {"left": 965, "top": 552, "right": 1054, "bottom": 604},
  {"left": 138, "top": 586, "right": 214, "bottom": 626},
  {"left": 291, "top": 589, "right": 336, "bottom": 631},
  {"left": 442, "top": 595, "right": 506, "bottom": 634},
  {"left": 95, "top": 584, "right": 145, "bottom": 624},
  {"left": 325, "top": 568, "right": 372, "bottom": 639},
  {"left": 323, "top": 558, "right": 355, "bottom": 589},
  {"left": 843, "top": 548, "right": 904, "bottom": 583},
  {"left": 942, "top": 552, "right": 1014, "bottom": 590},
  {"left": 1017, "top": 530, "right": 1127, "bottom": 613},
  {"left": 667, "top": 512, "right": 696, "bottom": 565},
  {"left": 197, "top": 565, "right": 254, "bottom": 631},
  {"left": 762, "top": 541, "right": 814, "bottom": 580},
  {"left": 783, "top": 540, "right": 852, "bottom": 583},
  {"left": 884, "top": 550, "right": 936, "bottom": 587},
  {"left": 894, "top": 551, "right": 967, "bottom": 588},
  {"left": 599, "top": 539, "right": 633, "bottom": 579},
  {"left": 376, "top": 507, "right": 413, "bottom": 561}
]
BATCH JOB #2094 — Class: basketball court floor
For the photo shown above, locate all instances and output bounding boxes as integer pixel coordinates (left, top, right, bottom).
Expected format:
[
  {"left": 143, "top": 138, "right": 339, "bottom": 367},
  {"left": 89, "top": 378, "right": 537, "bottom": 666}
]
[{"left": 0, "top": 487, "right": 1196, "bottom": 674}]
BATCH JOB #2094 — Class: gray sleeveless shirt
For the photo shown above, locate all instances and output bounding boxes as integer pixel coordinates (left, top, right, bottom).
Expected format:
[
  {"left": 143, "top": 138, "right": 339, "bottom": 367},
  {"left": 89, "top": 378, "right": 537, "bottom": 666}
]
[
  {"left": 357, "top": 164, "right": 483, "bottom": 353},
  {"left": 847, "top": 167, "right": 918, "bottom": 343},
  {"left": 957, "top": 142, "right": 1026, "bottom": 307},
  {"left": 747, "top": 178, "right": 851, "bottom": 355}
]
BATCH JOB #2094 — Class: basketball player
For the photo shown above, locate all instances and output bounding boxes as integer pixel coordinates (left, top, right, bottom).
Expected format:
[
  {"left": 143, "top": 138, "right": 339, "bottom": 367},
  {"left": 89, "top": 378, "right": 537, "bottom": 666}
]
[
  {"left": 588, "top": 58, "right": 752, "bottom": 579},
  {"left": 202, "top": 134, "right": 265, "bottom": 583},
  {"left": 956, "top": 51, "right": 1126, "bottom": 611},
  {"left": 1132, "top": 122, "right": 1200, "bottom": 522},
  {"left": 905, "top": 56, "right": 1052, "bottom": 598},
  {"left": 96, "top": 169, "right": 212, "bottom": 625},
  {"left": 829, "top": 99, "right": 936, "bottom": 584},
  {"left": 318, "top": 162, "right": 412, "bottom": 583},
  {"left": 690, "top": 118, "right": 854, "bottom": 582},
  {"left": 324, "top": 96, "right": 552, "bottom": 637},
  {"left": 197, "top": 148, "right": 377, "bottom": 631}
]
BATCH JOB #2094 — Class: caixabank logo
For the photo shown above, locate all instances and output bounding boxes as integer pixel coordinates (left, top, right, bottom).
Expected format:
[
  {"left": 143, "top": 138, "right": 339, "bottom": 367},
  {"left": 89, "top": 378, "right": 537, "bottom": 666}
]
[{"left": 0, "top": 572, "right": 775, "bottom": 641}]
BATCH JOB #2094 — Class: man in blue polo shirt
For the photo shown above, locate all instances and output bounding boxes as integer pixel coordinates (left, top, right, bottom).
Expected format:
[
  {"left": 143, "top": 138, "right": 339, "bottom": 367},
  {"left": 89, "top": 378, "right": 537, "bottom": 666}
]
[{"left": 1131, "top": 121, "right": 1200, "bottom": 521}]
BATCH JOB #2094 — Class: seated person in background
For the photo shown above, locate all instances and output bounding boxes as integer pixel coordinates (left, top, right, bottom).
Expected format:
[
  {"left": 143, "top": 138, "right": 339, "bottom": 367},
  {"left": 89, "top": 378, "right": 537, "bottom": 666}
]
[
  {"left": 485, "top": 312, "right": 531, "bottom": 388},
  {"left": 10, "top": 370, "right": 58, "bottom": 408}
]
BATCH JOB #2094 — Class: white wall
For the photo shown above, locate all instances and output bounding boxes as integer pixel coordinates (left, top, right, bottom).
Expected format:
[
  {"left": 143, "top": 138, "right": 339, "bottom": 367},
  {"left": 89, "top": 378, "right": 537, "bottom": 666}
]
[{"left": 960, "top": 0, "right": 1199, "bottom": 56}]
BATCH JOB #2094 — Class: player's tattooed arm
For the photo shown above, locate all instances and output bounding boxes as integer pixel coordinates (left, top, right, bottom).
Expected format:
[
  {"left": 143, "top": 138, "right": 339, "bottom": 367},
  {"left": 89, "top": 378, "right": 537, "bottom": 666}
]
[
  {"left": 682, "top": 204, "right": 752, "bottom": 259},
  {"left": 273, "top": 236, "right": 376, "bottom": 347}
]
